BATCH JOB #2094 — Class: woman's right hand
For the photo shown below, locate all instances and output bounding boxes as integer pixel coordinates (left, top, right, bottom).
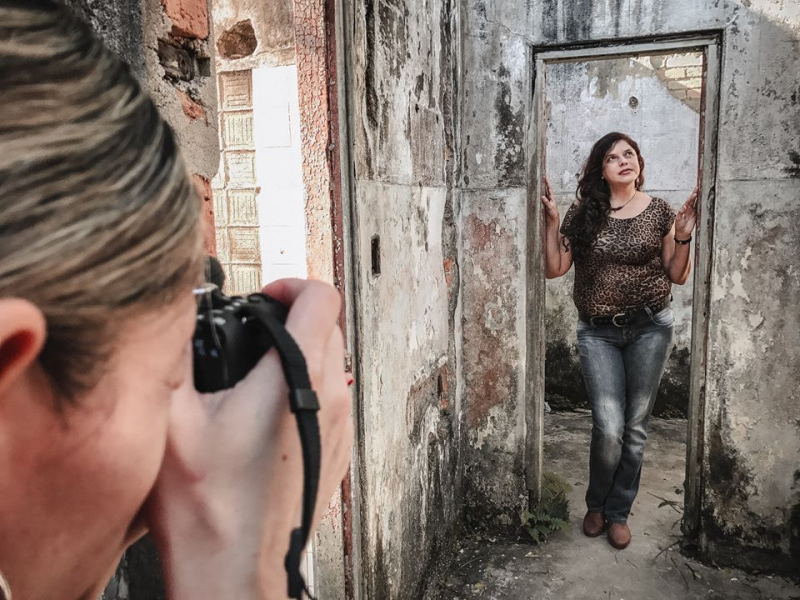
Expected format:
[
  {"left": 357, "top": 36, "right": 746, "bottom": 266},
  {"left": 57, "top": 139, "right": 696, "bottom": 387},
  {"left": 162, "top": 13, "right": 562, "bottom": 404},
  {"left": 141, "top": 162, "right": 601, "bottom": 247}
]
[
  {"left": 541, "top": 176, "right": 559, "bottom": 227},
  {"left": 146, "top": 279, "right": 354, "bottom": 600}
]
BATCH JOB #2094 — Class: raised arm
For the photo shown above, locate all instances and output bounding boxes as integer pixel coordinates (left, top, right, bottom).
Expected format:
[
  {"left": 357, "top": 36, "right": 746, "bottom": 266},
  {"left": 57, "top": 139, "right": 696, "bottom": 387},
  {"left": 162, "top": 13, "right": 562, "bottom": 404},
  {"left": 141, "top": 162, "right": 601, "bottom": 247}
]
[
  {"left": 662, "top": 187, "right": 698, "bottom": 285},
  {"left": 541, "top": 177, "right": 574, "bottom": 279}
]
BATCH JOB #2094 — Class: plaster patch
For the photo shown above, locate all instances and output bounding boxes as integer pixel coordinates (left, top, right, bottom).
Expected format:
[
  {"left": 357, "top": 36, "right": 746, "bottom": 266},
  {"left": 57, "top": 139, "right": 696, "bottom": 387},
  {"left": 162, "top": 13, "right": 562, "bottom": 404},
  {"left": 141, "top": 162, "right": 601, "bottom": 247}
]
[
  {"left": 747, "top": 312, "right": 765, "bottom": 329},
  {"left": 730, "top": 271, "right": 750, "bottom": 301},
  {"left": 741, "top": 246, "right": 753, "bottom": 270},
  {"left": 471, "top": 405, "right": 512, "bottom": 450}
]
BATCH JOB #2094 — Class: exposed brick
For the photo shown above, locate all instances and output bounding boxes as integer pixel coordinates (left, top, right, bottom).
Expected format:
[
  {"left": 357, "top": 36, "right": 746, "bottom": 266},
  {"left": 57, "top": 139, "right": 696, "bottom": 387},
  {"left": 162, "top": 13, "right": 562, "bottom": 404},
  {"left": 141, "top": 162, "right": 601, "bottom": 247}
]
[
  {"left": 193, "top": 174, "right": 216, "bottom": 256},
  {"left": 666, "top": 54, "right": 703, "bottom": 68},
  {"left": 687, "top": 89, "right": 702, "bottom": 99},
  {"left": 294, "top": 0, "right": 335, "bottom": 283},
  {"left": 443, "top": 257, "right": 459, "bottom": 301},
  {"left": 439, "top": 364, "right": 450, "bottom": 410},
  {"left": 176, "top": 90, "right": 207, "bottom": 123},
  {"left": 161, "top": 0, "right": 209, "bottom": 39},
  {"left": 664, "top": 67, "right": 686, "bottom": 79},
  {"left": 685, "top": 66, "right": 703, "bottom": 78},
  {"left": 668, "top": 81, "right": 686, "bottom": 91},
  {"left": 443, "top": 257, "right": 455, "bottom": 289}
]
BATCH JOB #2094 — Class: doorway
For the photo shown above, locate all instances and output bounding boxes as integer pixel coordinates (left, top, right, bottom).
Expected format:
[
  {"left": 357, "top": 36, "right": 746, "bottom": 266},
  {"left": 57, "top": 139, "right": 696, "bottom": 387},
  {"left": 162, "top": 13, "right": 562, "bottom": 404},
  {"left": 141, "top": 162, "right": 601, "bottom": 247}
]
[{"left": 524, "top": 35, "right": 722, "bottom": 540}]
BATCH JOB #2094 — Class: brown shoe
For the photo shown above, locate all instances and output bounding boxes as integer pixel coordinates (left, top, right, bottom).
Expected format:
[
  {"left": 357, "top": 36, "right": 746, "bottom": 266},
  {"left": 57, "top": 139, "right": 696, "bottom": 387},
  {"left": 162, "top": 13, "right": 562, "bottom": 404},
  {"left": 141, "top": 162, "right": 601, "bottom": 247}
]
[
  {"left": 607, "top": 522, "right": 631, "bottom": 549},
  {"left": 582, "top": 510, "right": 605, "bottom": 537}
]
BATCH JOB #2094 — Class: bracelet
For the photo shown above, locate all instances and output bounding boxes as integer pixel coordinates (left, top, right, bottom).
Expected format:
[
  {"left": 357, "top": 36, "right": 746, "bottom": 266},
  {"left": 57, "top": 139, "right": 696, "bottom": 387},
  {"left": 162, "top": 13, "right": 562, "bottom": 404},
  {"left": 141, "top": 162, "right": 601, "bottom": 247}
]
[{"left": 674, "top": 236, "right": 692, "bottom": 245}]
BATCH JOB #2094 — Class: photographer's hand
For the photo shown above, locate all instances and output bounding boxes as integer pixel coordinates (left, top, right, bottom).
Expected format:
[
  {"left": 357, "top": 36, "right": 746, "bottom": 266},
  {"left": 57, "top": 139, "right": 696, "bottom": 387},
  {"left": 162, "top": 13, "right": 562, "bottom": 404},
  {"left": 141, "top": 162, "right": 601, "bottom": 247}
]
[{"left": 146, "top": 279, "right": 353, "bottom": 600}]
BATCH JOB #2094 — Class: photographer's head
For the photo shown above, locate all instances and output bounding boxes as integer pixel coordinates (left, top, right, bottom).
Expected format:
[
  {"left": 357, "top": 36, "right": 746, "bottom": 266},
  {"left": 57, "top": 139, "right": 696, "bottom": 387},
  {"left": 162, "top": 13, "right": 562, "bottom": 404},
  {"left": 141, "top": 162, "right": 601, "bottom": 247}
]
[{"left": 0, "top": 1, "right": 204, "bottom": 597}]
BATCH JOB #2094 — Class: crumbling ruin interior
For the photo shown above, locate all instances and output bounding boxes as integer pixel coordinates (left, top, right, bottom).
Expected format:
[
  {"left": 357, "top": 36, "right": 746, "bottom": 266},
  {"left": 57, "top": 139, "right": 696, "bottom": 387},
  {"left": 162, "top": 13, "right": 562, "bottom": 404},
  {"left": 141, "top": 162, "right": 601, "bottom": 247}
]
[{"left": 65, "top": 0, "right": 799, "bottom": 598}]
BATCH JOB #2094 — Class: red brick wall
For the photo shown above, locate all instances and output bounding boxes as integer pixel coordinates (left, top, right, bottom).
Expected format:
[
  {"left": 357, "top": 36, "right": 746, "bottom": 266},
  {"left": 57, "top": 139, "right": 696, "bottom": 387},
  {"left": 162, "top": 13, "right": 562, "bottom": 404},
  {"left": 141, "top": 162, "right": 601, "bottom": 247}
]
[
  {"left": 193, "top": 174, "right": 217, "bottom": 256},
  {"left": 293, "top": 0, "right": 335, "bottom": 285},
  {"left": 161, "top": 0, "right": 210, "bottom": 39}
]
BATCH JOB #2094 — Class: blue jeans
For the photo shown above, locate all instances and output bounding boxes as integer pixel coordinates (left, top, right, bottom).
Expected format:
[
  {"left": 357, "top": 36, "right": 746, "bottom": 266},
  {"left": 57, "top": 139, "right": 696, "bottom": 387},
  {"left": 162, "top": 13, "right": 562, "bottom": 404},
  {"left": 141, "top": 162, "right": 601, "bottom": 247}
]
[{"left": 576, "top": 307, "right": 675, "bottom": 524}]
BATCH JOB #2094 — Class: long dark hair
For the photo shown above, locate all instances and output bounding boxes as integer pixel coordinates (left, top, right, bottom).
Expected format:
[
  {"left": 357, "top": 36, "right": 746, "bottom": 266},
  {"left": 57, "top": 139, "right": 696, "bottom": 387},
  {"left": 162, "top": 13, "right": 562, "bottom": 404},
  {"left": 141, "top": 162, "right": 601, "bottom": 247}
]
[{"left": 561, "top": 132, "right": 646, "bottom": 259}]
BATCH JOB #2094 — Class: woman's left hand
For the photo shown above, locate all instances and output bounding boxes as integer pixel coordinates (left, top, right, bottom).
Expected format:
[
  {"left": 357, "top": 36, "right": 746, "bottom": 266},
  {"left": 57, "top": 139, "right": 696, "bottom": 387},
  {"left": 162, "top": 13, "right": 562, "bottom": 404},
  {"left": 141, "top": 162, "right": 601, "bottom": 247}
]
[{"left": 675, "top": 186, "right": 699, "bottom": 239}]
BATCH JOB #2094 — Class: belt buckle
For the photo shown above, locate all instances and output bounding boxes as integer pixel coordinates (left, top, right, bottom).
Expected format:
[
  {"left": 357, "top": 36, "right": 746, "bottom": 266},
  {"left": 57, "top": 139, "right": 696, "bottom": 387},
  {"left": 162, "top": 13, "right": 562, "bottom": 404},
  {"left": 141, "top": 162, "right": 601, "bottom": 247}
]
[{"left": 612, "top": 313, "right": 627, "bottom": 327}]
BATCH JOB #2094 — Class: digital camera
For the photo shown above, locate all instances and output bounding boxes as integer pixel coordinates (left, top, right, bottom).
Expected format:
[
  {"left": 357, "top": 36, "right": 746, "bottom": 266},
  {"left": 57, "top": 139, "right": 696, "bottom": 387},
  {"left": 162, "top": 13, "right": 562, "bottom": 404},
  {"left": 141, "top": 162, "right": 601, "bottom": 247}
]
[{"left": 192, "top": 286, "right": 288, "bottom": 393}]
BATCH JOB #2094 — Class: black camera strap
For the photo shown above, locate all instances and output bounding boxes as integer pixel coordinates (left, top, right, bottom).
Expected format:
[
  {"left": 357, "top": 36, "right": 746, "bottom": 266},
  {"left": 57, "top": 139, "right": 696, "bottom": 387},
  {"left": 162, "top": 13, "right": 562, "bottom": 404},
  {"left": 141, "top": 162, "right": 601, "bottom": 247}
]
[{"left": 241, "top": 299, "right": 321, "bottom": 600}]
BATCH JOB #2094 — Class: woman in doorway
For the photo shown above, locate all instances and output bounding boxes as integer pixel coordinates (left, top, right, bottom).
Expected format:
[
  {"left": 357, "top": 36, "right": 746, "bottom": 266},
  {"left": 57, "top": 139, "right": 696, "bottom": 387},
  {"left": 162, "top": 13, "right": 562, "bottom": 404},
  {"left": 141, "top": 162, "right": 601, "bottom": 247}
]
[
  {"left": 0, "top": 2, "right": 352, "bottom": 599},
  {"left": 541, "top": 132, "right": 698, "bottom": 550}
]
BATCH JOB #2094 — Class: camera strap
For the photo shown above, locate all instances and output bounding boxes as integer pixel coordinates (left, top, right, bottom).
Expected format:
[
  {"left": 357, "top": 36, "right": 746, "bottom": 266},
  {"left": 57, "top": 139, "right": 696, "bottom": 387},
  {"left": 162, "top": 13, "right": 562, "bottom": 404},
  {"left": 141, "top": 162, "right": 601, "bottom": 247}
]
[{"left": 241, "top": 299, "right": 321, "bottom": 600}]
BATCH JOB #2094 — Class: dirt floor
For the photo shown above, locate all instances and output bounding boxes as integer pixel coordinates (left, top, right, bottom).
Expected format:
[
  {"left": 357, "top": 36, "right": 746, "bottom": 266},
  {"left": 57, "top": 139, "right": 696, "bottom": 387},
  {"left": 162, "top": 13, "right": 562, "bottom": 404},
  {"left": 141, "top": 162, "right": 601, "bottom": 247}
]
[{"left": 427, "top": 411, "right": 800, "bottom": 600}]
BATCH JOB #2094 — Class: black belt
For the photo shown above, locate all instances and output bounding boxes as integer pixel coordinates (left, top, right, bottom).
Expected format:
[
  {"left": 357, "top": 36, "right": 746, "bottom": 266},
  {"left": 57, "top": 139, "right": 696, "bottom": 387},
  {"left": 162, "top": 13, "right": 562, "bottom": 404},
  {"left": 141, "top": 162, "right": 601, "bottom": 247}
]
[{"left": 580, "top": 301, "right": 668, "bottom": 327}]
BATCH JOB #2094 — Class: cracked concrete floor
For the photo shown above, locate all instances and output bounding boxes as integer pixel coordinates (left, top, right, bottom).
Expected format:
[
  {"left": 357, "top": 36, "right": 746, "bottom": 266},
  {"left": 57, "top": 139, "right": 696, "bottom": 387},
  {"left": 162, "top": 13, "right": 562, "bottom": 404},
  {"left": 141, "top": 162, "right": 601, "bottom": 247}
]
[{"left": 428, "top": 411, "right": 800, "bottom": 600}]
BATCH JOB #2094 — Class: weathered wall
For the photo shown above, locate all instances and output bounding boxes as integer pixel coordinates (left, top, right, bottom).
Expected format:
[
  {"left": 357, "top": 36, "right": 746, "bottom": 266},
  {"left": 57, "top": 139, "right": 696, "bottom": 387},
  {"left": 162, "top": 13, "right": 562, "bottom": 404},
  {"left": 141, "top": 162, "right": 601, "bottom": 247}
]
[
  {"left": 460, "top": 0, "right": 800, "bottom": 575},
  {"left": 66, "top": 0, "right": 146, "bottom": 79},
  {"left": 544, "top": 55, "right": 700, "bottom": 418},
  {"left": 346, "top": 0, "right": 461, "bottom": 597},
  {"left": 66, "top": 0, "right": 219, "bottom": 184},
  {"left": 213, "top": 0, "right": 294, "bottom": 68},
  {"left": 458, "top": 10, "right": 531, "bottom": 526},
  {"left": 144, "top": 0, "right": 219, "bottom": 253},
  {"left": 211, "top": 0, "right": 304, "bottom": 293}
]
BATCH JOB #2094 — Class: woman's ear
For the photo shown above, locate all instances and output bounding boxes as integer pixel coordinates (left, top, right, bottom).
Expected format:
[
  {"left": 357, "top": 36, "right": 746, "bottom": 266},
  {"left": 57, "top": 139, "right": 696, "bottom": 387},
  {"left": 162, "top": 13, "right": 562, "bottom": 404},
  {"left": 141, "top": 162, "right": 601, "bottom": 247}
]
[{"left": 0, "top": 299, "right": 46, "bottom": 397}]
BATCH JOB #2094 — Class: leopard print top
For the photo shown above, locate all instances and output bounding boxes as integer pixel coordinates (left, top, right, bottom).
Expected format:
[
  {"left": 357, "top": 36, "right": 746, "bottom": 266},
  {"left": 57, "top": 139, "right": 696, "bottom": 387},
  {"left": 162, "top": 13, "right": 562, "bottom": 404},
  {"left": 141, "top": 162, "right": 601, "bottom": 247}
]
[{"left": 561, "top": 197, "right": 676, "bottom": 318}]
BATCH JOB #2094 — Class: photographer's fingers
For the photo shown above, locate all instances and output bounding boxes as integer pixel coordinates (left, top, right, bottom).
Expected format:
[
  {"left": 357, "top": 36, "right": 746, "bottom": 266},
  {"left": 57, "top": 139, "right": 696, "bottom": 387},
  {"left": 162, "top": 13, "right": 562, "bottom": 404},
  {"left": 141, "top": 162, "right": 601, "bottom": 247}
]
[
  {"left": 260, "top": 277, "right": 352, "bottom": 505},
  {"left": 262, "top": 279, "right": 342, "bottom": 373}
]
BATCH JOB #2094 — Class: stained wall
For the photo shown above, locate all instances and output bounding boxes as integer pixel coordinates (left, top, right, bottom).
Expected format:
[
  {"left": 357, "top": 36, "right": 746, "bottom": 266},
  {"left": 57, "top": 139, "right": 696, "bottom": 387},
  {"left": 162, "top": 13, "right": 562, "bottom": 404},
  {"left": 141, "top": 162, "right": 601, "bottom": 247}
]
[
  {"left": 344, "top": 0, "right": 462, "bottom": 596},
  {"left": 459, "top": 0, "right": 800, "bottom": 574}
]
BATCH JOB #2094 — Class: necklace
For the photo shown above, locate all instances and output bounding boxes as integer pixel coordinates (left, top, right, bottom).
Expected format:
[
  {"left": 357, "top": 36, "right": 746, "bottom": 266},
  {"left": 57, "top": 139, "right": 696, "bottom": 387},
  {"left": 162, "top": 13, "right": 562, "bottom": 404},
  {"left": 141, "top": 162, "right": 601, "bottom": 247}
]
[{"left": 610, "top": 189, "right": 637, "bottom": 212}]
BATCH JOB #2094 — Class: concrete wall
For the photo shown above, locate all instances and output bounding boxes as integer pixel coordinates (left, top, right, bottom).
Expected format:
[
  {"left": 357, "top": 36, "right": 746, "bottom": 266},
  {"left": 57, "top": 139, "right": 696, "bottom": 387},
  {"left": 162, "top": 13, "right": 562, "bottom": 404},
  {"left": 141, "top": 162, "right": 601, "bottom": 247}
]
[
  {"left": 459, "top": 0, "right": 800, "bottom": 575},
  {"left": 544, "top": 55, "right": 700, "bottom": 418},
  {"left": 346, "top": 0, "right": 461, "bottom": 597}
]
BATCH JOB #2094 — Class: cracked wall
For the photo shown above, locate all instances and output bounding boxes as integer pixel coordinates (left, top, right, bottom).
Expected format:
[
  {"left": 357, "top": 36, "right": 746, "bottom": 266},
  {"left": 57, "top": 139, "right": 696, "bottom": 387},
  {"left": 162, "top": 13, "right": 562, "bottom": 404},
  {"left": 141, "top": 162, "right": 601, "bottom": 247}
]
[
  {"left": 460, "top": 0, "right": 800, "bottom": 575},
  {"left": 347, "top": 0, "right": 461, "bottom": 596}
]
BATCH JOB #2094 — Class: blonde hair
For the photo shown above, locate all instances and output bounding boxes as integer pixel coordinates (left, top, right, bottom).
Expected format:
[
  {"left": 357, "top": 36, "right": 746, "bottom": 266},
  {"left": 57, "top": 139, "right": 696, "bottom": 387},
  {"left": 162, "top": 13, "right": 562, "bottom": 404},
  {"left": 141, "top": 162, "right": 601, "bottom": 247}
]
[{"left": 0, "top": 0, "right": 204, "bottom": 399}]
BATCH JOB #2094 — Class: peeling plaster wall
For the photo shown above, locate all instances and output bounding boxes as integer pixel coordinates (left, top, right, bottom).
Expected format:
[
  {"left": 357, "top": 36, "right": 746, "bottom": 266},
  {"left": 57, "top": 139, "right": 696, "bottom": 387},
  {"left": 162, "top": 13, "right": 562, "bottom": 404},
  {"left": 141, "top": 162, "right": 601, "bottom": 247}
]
[
  {"left": 66, "top": 0, "right": 220, "bottom": 185},
  {"left": 143, "top": 0, "right": 219, "bottom": 254},
  {"left": 460, "top": 0, "right": 800, "bottom": 574},
  {"left": 460, "top": 189, "right": 528, "bottom": 523},
  {"left": 66, "top": 0, "right": 146, "bottom": 80},
  {"left": 347, "top": 0, "right": 461, "bottom": 596},
  {"left": 544, "top": 57, "right": 700, "bottom": 418},
  {"left": 212, "top": 0, "right": 295, "bottom": 68}
]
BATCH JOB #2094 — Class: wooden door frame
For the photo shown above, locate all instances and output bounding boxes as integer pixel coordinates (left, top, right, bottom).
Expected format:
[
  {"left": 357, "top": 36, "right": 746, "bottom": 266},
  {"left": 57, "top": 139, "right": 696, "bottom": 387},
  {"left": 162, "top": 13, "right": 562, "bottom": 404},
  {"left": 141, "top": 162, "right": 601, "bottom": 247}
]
[{"left": 523, "top": 33, "right": 723, "bottom": 538}]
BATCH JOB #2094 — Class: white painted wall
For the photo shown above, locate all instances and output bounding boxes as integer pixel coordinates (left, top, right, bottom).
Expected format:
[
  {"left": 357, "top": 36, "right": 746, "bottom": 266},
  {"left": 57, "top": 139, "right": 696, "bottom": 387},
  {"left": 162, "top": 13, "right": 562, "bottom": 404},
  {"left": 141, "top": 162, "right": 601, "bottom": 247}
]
[{"left": 252, "top": 65, "right": 307, "bottom": 283}]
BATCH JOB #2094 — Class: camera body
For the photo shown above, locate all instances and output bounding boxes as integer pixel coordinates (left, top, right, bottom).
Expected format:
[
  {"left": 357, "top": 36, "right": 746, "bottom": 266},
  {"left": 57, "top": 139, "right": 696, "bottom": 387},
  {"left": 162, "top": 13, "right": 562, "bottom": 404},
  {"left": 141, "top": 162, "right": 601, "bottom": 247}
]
[{"left": 193, "top": 287, "right": 288, "bottom": 393}]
